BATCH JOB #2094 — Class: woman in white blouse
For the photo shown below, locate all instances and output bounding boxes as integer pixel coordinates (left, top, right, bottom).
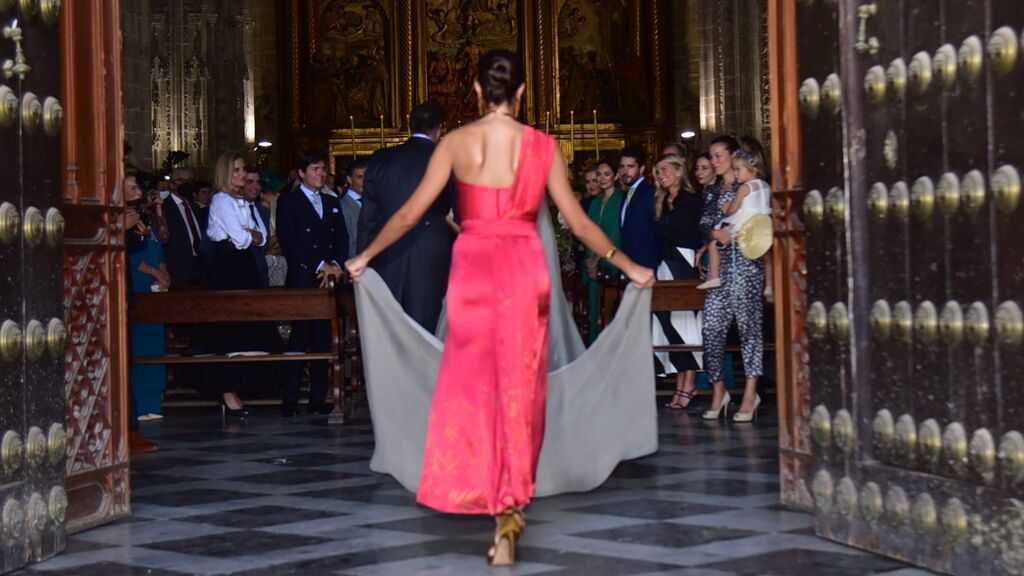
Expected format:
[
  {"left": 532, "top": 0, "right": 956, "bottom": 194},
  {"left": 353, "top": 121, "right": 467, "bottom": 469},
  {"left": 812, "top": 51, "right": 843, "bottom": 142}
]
[{"left": 206, "top": 150, "right": 266, "bottom": 416}]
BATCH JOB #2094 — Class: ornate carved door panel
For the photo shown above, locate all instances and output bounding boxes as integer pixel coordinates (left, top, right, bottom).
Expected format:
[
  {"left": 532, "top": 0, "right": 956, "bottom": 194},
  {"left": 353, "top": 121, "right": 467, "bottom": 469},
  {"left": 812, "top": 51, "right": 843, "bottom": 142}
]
[
  {"left": 799, "top": 0, "right": 1024, "bottom": 573},
  {"left": 0, "top": 1, "right": 70, "bottom": 572},
  {"left": 60, "top": 0, "right": 130, "bottom": 534}
]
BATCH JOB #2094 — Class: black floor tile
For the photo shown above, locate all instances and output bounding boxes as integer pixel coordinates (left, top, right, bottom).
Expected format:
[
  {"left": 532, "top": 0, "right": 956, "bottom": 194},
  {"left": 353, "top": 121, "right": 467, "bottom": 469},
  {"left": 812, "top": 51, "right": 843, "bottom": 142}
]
[
  {"left": 566, "top": 498, "right": 736, "bottom": 520},
  {"left": 178, "top": 505, "right": 347, "bottom": 529},
  {"left": 704, "top": 548, "right": 909, "bottom": 575},
  {"left": 27, "top": 562, "right": 191, "bottom": 575},
  {"left": 659, "top": 478, "right": 780, "bottom": 496},
  {"left": 193, "top": 442, "right": 298, "bottom": 454},
  {"left": 133, "top": 488, "right": 264, "bottom": 507},
  {"left": 143, "top": 530, "right": 329, "bottom": 558},
  {"left": 252, "top": 451, "right": 366, "bottom": 467},
  {"left": 228, "top": 468, "right": 367, "bottom": 485},
  {"left": 360, "top": 514, "right": 496, "bottom": 537},
  {"left": 575, "top": 521, "right": 759, "bottom": 548},
  {"left": 609, "top": 461, "right": 688, "bottom": 480},
  {"left": 129, "top": 456, "right": 217, "bottom": 473}
]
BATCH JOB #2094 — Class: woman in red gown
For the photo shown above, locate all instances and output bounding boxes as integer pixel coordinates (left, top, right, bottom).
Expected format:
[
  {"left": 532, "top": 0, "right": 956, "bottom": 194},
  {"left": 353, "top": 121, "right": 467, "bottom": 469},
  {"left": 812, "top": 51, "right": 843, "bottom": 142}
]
[{"left": 345, "top": 50, "right": 654, "bottom": 565}]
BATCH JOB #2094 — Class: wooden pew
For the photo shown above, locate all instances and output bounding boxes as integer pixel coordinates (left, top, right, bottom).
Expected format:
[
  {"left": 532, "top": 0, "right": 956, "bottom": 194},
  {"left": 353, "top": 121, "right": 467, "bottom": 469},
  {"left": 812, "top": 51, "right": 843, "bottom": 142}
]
[{"left": 129, "top": 288, "right": 347, "bottom": 424}]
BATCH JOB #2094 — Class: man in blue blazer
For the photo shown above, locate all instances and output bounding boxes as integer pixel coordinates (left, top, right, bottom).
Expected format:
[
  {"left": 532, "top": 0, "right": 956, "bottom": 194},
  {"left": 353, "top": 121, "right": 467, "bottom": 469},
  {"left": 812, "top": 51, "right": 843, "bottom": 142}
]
[
  {"left": 618, "top": 144, "right": 659, "bottom": 269},
  {"left": 276, "top": 150, "right": 349, "bottom": 416}
]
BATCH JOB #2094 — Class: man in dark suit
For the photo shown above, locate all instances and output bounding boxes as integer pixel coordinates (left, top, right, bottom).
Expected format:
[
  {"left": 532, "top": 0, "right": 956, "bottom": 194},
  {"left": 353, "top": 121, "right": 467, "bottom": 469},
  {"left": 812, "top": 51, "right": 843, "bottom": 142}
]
[
  {"left": 276, "top": 150, "right": 349, "bottom": 416},
  {"left": 161, "top": 180, "right": 207, "bottom": 288},
  {"left": 618, "top": 144, "right": 659, "bottom": 269},
  {"left": 243, "top": 166, "right": 272, "bottom": 288},
  {"left": 357, "top": 100, "right": 456, "bottom": 332}
]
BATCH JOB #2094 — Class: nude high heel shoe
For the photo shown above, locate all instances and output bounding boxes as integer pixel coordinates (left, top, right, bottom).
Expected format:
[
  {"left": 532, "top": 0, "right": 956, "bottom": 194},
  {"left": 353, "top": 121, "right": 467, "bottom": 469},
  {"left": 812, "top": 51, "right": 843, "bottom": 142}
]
[
  {"left": 702, "top": 391, "right": 731, "bottom": 420},
  {"left": 733, "top": 393, "right": 761, "bottom": 423}
]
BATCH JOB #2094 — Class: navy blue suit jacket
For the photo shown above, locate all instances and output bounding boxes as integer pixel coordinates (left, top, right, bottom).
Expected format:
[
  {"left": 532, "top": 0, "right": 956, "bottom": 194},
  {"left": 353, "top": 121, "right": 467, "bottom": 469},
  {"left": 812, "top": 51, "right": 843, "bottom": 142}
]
[
  {"left": 276, "top": 188, "right": 349, "bottom": 289},
  {"left": 619, "top": 178, "right": 659, "bottom": 269}
]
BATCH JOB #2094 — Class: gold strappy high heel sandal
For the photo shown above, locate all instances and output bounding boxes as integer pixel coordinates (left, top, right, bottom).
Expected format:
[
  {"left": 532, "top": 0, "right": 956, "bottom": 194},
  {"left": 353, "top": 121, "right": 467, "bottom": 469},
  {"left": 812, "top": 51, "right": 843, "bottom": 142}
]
[{"left": 487, "top": 508, "right": 525, "bottom": 566}]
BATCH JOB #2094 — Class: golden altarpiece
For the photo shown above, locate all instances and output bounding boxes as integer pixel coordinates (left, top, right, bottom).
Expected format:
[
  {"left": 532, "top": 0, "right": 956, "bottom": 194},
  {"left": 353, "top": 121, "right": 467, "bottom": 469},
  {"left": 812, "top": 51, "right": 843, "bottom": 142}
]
[{"left": 280, "top": 0, "right": 673, "bottom": 176}]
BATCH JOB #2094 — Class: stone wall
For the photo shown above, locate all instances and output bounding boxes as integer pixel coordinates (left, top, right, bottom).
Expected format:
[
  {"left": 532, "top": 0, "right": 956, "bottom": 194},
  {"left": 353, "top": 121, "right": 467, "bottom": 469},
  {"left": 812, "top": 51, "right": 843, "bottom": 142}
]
[
  {"left": 671, "top": 1, "right": 701, "bottom": 146},
  {"left": 697, "top": 0, "right": 770, "bottom": 150},
  {"left": 119, "top": 0, "right": 278, "bottom": 177}
]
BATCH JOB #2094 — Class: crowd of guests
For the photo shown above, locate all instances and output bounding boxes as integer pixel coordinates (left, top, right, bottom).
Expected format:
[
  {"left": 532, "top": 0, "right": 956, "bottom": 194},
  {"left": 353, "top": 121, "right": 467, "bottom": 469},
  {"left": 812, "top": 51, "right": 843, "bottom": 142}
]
[
  {"left": 123, "top": 107, "right": 774, "bottom": 451},
  {"left": 573, "top": 136, "right": 772, "bottom": 423}
]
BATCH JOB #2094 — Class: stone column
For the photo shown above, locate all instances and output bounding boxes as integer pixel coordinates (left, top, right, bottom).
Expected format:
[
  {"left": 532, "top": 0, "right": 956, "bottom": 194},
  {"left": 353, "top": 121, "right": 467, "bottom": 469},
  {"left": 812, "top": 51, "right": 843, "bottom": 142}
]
[
  {"left": 120, "top": 0, "right": 154, "bottom": 172},
  {"left": 697, "top": 0, "right": 770, "bottom": 148}
]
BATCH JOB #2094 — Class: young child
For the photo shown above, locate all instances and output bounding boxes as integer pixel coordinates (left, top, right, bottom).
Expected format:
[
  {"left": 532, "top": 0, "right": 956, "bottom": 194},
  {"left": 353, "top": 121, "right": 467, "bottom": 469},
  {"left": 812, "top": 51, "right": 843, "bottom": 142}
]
[{"left": 697, "top": 148, "right": 771, "bottom": 290}]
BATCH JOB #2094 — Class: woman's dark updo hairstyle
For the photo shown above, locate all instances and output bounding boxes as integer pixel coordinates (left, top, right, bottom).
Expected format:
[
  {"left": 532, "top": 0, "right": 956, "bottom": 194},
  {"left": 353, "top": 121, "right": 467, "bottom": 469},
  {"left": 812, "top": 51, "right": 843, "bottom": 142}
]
[
  {"left": 709, "top": 134, "right": 740, "bottom": 153},
  {"left": 477, "top": 49, "right": 525, "bottom": 106}
]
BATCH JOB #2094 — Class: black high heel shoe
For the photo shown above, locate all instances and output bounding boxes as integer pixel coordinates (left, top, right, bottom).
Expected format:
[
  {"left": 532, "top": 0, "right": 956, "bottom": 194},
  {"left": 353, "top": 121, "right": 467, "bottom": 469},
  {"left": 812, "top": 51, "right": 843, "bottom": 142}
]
[{"left": 219, "top": 394, "right": 249, "bottom": 418}]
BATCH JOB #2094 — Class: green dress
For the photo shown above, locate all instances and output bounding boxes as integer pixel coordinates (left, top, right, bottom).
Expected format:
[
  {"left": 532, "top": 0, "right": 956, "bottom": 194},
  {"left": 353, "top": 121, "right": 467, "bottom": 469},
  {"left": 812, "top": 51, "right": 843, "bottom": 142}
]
[{"left": 585, "top": 190, "right": 623, "bottom": 343}]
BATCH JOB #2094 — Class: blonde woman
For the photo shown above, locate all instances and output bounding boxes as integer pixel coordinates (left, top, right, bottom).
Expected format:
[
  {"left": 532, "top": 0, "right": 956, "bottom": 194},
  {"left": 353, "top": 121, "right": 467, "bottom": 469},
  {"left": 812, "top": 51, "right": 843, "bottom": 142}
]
[
  {"left": 205, "top": 150, "right": 266, "bottom": 416},
  {"left": 651, "top": 154, "right": 704, "bottom": 409}
]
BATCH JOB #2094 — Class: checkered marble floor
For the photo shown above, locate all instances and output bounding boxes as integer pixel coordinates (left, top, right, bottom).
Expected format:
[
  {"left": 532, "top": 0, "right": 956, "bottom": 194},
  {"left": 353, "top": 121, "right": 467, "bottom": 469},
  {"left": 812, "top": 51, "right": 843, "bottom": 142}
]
[{"left": 19, "top": 404, "right": 937, "bottom": 576}]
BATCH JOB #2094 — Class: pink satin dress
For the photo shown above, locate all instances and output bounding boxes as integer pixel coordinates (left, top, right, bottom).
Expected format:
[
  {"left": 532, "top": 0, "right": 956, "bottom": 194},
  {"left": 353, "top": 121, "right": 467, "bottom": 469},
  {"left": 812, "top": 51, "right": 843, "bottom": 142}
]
[{"left": 416, "top": 126, "right": 556, "bottom": 515}]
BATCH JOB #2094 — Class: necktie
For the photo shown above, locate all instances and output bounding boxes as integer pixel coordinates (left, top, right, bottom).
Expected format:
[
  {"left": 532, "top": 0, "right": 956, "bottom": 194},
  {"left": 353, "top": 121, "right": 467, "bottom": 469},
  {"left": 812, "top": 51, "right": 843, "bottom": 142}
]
[
  {"left": 249, "top": 204, "right": 261, "bottom": 238},
  {"left": 309, "top": 191, "right": 323, "bottom": 218},
  {"left": 182, "top": 201, "right": 202, "bottom": 255}
]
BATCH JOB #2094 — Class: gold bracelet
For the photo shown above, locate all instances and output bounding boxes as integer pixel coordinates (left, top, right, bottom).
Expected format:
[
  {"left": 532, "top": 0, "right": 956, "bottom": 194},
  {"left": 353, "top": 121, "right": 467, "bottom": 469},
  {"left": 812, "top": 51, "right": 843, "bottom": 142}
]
[{"left": 604, "top": 247, "right": 617, "bottom": 260}]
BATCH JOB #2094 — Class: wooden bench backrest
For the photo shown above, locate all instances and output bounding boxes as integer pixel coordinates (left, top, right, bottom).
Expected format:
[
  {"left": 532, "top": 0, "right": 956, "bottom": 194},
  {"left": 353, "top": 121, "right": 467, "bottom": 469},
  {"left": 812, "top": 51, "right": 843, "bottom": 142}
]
[
  {"left": 650, "top": 280, "right": 705, "bottom": 312},
  {"left": 130, "top": 289, "right": 337, "bottom": 324}
]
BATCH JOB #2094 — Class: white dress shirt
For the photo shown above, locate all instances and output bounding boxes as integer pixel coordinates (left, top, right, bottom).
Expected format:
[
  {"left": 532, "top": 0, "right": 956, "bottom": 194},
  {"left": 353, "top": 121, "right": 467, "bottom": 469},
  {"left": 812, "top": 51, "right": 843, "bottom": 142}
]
[{"left": 207, "top": 191, "right": 265, "bottom": 249}]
